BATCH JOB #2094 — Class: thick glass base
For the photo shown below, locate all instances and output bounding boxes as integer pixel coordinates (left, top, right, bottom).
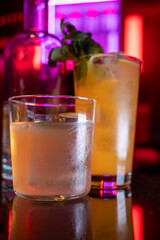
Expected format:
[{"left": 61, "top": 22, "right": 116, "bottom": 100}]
[
  {"left": 91, "top": 173, "right": 132, "bottom": 190},
  {"left": 89, "top": 185, "right": 132, "bottom": 199},
  {"left": 15, "top": 191, "right": 87, "bottom": 202}
]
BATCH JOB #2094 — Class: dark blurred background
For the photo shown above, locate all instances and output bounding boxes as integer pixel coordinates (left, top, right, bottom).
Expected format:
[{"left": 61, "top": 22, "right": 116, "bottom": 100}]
[{"left": 0, "top": 0, "right": 160, "bottom": 173}]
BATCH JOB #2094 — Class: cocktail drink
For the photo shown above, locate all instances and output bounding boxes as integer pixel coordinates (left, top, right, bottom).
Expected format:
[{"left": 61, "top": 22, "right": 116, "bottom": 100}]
[
  {"left": 74, "top": 53, "right": 141, "bottom": 189},
  {"left": 9, "top": 96, "right": 95, "bottom": 200}
]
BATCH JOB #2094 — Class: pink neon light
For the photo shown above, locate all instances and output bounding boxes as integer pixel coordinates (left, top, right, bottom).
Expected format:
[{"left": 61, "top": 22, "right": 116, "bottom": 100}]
[
  {"left": 8, "top": 210, "right": 12, "bottom": 240},
  {"left": 102, "top": 7, "right": 116, "bottom": 15},
  {"left": 70, "top": 11, "right": 82, "bottom": 18},
  {"left": 124, "top": 15, "right": 143, "bottom": 63},
  {"left": 132, "top": 205, "right": 144, "bottom": 240},
  {"left": 55, "top": 0, "right": 120, "bottom": 4},
  {"left": 55, "top": 11, "right": 66, "bottom": 19},
  {"left": 66, "top": 60, "right": 74, "bottom": 71},
  {"left": 87, "top": 9, "right": 98, "bottom": 17}
]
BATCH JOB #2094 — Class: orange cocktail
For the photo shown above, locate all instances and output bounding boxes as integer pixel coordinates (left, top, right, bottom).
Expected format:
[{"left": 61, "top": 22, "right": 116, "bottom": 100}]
[{"left": 75, "top": 53, "right": 141, "bottom": 189}]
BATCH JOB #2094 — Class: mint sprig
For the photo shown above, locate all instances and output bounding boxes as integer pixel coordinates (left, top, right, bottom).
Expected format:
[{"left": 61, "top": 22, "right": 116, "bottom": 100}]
[{"left": 49, "top": 19, "right": 104, "bottom": 80}]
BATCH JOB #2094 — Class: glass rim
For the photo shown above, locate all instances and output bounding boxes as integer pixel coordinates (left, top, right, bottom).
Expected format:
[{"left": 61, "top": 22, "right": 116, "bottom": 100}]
[
  {"left": 8, "top": 95, "right": 96, "bottom": 107},
  {"left": 89, "top": 52, "right": 142, "bottom": 65}
]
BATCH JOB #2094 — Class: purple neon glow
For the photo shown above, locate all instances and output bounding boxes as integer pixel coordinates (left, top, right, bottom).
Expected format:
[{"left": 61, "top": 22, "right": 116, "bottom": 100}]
[
  {"left": 70, "top": 11, "right": 82, "bottom": 18},
  {"left": 108, "top": 32, "right": 120, "bottom": 52},
  {"left": 55, "top": 11, "right": 66, "bottom": 19},
  {"left": 87, "top": 9, "right": 98, "bottom": 17},
  {"left": 102, "top": 7, "right": 116, "bottom": 15},
  {"left": 100, "top": 189, "right": 117, "bottom": 198},
  {"left": 104, "top": 180, "right": 116, "bottom": 189},
  {"left": 54, "top": 1, "right": 121, "bottom": 53},
  {"left": 55, "top": 0, "right": 120, "bottom": 4}
]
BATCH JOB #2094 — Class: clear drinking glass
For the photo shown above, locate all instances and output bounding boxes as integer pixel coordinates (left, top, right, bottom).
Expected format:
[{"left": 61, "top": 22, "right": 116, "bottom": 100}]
[
  {"left": 9, "top": 95, "right": 95, "bottom": 201},
  {"left": 74, "top": 53, "right": 141, "bottom": 189}
]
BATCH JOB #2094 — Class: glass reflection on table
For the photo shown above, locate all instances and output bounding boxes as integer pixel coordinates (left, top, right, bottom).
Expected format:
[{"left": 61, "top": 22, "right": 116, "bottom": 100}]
[
  {"left": 90, "top": 188, "right": 134, "bottom": 240},
  {"left": 10, "top": 196, "right": 92, "bottom": 240},
  {"left": 10, "top": 188, "right": 134, "bottom": 240}
]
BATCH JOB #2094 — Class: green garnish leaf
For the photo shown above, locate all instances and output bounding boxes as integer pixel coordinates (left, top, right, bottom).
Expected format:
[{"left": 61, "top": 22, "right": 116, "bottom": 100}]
[
  {"left": 49, "top": 45, "right": 78, "bottom": 67},
  {"left": 62, "top": 45, "right": 78, "bottom": 62},
  {"left": 65, "top": 31, "right": 89, "bottom": 41},
  {"left": 49, "top": 18, "right": 104, "bottom": 80},
  {"left": 64, "top": 23, "right": 76, "bottom": 35},
  {"left": 61, "top": 18, "right": 76, "bottom": 37},
  {"left": 49, "top": 47, "right": 63, "bottom": 67},
  {"left": 81, "top": 38, "right": 104, "bottom": 55}
]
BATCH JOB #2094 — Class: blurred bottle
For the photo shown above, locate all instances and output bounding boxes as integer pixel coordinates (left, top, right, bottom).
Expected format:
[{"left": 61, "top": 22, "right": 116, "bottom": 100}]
[
  {"left": 0, "top": 55, "right": 4, "bottom": 225},
  {"left": 0, "top": 55, "right": 4, "bottom": 181},
  {"left": 90, "top": 188, "right": 134, "bottom": 240},
  {"left": 2, "top": 0, "right": 63, "bottom": 182},
  {"left": 10, "top": 196, "right": 92, "bottom": 240}
]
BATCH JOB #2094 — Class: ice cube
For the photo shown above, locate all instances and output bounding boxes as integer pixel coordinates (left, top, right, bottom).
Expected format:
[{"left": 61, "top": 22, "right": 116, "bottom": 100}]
[
  {"left": 59, "top": 113, "right": 87, "bottom": 123},
  {"left": 34, "top": 113, "right": 87, "bottom": 123},
  {"left": 92, "top": 54, "right": 121, "bottom": 80},
  {"left": 34, "top": 114, "right": 66, "bottom": 123}
]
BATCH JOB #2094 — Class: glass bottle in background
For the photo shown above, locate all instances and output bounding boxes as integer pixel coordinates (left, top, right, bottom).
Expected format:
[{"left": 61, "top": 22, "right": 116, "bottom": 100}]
[
  {"left": 2, "top": 0, "right": 65, "bottom": 182},
  {"left": 0, "top": 55, "right": 4, "bottom": 185}
]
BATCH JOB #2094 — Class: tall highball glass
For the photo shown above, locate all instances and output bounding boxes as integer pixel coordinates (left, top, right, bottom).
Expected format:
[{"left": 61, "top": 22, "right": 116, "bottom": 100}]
[{"left": 74, "top": 53, "right": 141, "bottom": 189}]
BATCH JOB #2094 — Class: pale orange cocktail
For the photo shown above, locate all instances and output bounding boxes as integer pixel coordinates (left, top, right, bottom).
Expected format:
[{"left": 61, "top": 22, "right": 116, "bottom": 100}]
[
  {"left": 10, "top": 121, "right": 94, "bottom": 197},
  {"left": 9, "top": 96, "right": 95, "bottom": 200}
]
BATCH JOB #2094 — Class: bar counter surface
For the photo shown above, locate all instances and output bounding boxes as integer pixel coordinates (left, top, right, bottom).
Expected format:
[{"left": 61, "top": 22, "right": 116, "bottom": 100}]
[{"left": 0, "top": 171, "right": 160, "bottom": 240}]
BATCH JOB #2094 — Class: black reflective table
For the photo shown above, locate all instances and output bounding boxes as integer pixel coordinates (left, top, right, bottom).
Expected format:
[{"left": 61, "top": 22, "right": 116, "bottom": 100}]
[{"left": 1, "top": 171, "right": 160, "bottom": 240}]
